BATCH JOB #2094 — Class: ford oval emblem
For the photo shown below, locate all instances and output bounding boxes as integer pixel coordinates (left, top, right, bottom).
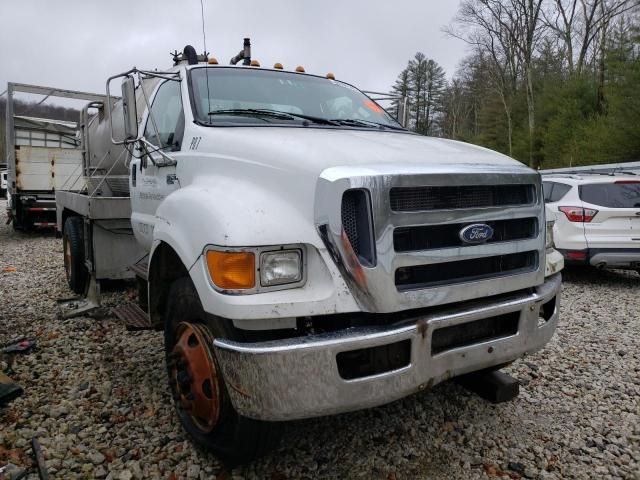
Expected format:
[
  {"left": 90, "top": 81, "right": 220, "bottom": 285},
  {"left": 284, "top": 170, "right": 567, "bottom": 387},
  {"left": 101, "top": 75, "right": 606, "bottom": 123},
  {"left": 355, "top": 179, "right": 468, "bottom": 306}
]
[{"left": 459, "top": 223, "right": 494, "bottom": 244}]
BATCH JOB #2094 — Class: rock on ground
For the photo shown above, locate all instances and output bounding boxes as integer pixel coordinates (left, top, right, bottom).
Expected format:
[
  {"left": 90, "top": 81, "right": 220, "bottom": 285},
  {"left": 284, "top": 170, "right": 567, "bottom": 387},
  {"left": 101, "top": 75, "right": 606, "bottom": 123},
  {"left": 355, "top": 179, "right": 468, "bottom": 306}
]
[{"left": 0, "top": 200, "right": 638, "bottom": 479}]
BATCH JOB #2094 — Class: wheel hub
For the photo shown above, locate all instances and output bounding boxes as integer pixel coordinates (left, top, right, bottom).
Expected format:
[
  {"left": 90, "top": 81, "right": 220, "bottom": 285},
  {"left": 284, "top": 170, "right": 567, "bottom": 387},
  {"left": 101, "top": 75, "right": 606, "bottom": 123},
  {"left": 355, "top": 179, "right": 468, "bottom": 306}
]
[{"left": 168, "top": 322, "right": 221, "bottom": 433}]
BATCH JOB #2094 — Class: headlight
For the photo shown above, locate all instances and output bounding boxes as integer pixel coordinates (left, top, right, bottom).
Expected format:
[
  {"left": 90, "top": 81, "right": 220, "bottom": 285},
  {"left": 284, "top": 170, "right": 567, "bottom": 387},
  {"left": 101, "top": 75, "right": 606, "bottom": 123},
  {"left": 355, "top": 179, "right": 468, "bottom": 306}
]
[
  {"left": 260, "top": 250, "right": 302, "bottom": 286},
  {"left": 545, "top": 221, "right": 555, "bottom": 250}
]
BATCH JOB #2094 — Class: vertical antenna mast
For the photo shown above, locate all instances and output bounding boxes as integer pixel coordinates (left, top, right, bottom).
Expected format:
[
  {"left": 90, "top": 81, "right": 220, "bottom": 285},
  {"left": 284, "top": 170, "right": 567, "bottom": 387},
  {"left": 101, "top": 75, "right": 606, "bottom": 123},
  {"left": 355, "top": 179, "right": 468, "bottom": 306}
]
[
  {"left": 200, "top": 0, "right": 212, "bottom": 119},
  {"left": 199, "top": 0, "right": 207, "bottom": 57}
]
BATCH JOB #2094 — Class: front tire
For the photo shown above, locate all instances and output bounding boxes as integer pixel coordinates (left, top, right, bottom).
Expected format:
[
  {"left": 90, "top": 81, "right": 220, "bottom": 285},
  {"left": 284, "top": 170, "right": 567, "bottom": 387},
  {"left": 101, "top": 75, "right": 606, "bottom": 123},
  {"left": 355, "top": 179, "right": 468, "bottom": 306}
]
[
  {"left": 163, "top": 277, "right": 282, "bottom": 464},
  {"left": 63, "top": 216, "right": 88, "bottom": 294}
]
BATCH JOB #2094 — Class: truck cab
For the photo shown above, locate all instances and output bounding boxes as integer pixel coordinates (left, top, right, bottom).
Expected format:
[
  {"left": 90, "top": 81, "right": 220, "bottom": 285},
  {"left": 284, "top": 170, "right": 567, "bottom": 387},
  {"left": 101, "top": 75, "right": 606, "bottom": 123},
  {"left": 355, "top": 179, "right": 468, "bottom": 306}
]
[{"left": 56, "top": 44, "right": 563, "bottom": 463}]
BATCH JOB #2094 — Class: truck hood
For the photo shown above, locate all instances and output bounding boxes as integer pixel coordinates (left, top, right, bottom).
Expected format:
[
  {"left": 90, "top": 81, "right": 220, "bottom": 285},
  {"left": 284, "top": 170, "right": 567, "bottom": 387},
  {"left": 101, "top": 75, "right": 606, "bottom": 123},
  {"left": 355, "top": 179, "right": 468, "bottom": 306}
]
[
  {"left": 189, "top": 126, "right": 527, "bottom": 178},
  {"left": 172, "top": 126, "right": 536, "bottom": 248}
]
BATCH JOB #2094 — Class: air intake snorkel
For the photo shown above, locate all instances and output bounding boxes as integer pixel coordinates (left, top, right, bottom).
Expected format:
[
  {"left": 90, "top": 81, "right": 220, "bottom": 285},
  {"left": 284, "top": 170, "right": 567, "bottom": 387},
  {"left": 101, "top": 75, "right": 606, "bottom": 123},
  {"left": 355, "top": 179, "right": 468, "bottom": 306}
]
[{"left": 230, "top": 38, "right": 251, "bottom": 65}]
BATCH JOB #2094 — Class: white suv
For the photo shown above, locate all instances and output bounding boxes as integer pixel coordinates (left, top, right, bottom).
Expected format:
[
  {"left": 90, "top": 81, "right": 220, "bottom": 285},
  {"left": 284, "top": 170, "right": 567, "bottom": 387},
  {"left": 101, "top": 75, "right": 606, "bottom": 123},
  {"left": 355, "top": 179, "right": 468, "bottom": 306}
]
[{"left": 543, "top": 173, "right": 640, "bottom": 269}]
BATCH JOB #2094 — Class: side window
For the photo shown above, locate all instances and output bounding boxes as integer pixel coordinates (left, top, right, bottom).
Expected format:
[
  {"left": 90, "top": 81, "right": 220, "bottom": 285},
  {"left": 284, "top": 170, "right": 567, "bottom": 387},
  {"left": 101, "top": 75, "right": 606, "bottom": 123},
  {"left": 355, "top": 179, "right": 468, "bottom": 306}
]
[
  {"left": 550, "top": 183, "right": 571, "bottom": 202},
  {"left": 143, "top": 81, "right": 185, "bottom": 150},
  {"left": 542, "top": 182, "right": 554, "bottom": 202}
]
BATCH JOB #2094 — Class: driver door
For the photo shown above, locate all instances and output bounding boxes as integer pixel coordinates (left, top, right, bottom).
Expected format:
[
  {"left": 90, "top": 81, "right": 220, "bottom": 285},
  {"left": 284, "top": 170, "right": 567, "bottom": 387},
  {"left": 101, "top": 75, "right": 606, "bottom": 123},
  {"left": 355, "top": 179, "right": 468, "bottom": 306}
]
[{"left": 130, "top": 79, "right": 185, "bottom": 249}]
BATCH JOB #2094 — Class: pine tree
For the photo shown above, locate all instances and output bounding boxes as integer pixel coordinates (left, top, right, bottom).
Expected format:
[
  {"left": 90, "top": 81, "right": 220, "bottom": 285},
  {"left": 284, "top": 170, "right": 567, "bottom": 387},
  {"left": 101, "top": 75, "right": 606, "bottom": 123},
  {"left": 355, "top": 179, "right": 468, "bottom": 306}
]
[{"left": 392, "top": 53, "right": 447, "bottom": 135}]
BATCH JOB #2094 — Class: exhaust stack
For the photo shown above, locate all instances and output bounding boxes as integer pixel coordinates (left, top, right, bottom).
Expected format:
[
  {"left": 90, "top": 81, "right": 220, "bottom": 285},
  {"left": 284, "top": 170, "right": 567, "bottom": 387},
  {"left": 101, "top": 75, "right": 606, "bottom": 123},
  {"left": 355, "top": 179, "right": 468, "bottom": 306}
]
[{"left": 230, "top": 38, "right": 251, "bottom": 65}]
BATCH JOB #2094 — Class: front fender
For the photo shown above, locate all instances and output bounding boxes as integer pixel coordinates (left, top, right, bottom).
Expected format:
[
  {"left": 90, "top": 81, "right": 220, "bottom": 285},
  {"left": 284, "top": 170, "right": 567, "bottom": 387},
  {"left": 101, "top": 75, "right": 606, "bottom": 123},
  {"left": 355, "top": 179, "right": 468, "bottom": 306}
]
[
  {"left": 153, "top": 178, "right": 322, "bottom": 267},
  {"left": 150, "top": 180, "right": 359, "bottom": 321}
]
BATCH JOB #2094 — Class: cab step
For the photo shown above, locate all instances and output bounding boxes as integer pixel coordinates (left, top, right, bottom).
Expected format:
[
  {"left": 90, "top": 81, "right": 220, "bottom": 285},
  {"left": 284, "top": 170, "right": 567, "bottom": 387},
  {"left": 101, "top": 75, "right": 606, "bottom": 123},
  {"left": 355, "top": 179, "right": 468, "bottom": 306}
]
[
  {"left": 129, "top": 257, "right": 149, "bottom": 281},
  {"left": 112, "top": 303, "right": 152, "bottom": 331}
]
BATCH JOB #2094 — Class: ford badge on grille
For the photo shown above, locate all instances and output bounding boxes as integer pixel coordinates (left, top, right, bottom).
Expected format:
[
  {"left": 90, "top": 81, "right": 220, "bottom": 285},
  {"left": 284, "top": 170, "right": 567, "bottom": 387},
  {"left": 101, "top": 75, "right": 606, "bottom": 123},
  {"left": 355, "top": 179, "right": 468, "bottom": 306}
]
[{"left": 459, "top": 224, "right": 494, "bottom": 244}]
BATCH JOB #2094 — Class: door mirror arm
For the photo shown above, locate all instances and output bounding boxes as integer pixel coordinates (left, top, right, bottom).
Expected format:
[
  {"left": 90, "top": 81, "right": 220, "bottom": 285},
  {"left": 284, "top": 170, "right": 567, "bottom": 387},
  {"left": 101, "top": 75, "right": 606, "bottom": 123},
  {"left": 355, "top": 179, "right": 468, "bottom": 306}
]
[{"left": 138, "top": 138, "right": 178, "bottom": 167}]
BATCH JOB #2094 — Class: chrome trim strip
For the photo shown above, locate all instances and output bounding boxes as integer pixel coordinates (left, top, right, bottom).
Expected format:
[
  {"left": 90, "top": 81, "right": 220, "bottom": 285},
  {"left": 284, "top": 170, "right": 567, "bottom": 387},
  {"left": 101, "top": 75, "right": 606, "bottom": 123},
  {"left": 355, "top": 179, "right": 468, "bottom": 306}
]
[
  {"left": 389, "top": 205, "right": 542, "bottom": 227},
  {"left": 392, "top": 240, "right": 541, "bottom": 267}
]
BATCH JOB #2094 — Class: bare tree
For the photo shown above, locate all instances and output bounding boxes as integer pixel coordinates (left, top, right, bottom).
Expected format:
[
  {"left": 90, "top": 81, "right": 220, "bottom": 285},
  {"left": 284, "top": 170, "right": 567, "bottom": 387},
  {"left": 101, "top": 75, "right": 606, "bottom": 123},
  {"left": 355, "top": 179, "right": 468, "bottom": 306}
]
[
  {"left": 442, "top": 78, "right": 472, "bottom": 139},
  {"left": 543, "top": 0, "right": 639, "bottom": 75},
  {"left": 446, "top": 0, "right": 525, "bottom": 157},
  {"left": 454, "top": 0, "right": 544, "bottom": 166}
]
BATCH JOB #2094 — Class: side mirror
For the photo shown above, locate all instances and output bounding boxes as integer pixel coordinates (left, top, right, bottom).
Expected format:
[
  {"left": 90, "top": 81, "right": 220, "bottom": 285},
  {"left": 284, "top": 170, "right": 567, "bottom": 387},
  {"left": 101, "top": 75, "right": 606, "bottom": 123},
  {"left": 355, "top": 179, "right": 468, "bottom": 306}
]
[
  {"left": 121, "top": 76, "right": 138, "bottom": 142},
  {"left": 397, "top": 97, "right": 408, "bottom": 128}
]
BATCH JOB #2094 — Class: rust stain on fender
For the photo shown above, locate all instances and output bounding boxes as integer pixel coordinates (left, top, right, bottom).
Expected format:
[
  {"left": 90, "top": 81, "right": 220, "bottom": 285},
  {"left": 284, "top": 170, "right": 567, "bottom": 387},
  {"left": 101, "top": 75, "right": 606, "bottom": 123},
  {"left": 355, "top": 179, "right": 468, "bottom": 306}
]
[{"left": 417, "top": 318, "right": 428, "bottom": 340}]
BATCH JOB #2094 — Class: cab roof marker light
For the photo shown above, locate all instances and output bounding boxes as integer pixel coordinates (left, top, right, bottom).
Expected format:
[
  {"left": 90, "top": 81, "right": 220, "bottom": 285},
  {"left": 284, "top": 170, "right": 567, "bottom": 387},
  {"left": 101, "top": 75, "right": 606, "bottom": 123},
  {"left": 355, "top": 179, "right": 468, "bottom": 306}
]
[
  {"left": 273, "top": 62, "right": 284, "bottom": 70},
  {"left": 295, "top": 66, "right": 305, "bottom": 73},
  {"left": 326, "top": 72, "right": 336, "bottom": 80},
  {"left": 208, "top": 57, "right": 218, "bottom": 65}
]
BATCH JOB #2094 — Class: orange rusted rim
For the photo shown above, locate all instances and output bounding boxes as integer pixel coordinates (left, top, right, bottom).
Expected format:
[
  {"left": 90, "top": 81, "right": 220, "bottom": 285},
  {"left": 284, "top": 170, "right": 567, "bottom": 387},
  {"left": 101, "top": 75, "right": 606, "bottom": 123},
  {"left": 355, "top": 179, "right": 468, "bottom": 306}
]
[{"left": 168, "top": 322, "right": 220, "bottom": 433}]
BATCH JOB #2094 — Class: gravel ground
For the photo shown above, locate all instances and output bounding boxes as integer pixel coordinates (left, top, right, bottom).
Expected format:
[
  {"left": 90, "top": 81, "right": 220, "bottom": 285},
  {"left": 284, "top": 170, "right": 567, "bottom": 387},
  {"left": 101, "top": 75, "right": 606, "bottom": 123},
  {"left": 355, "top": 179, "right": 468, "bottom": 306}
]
[{"left": 0, "top": 200, "right": 639, "bottom": 480}]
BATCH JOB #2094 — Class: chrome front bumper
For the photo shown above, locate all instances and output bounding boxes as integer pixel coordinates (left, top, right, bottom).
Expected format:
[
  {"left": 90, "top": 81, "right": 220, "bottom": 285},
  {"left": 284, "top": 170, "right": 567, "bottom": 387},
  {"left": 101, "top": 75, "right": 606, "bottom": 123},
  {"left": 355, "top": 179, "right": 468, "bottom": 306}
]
[{"left": 213, "top": 274, "right": 562, "bottom": 421}]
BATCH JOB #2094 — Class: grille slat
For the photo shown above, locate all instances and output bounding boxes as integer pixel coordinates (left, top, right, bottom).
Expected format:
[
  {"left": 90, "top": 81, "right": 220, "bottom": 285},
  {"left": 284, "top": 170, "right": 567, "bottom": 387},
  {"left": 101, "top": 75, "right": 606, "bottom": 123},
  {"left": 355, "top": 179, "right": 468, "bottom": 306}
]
[
  {"left": 390, "top": 184, "right": 535, "bottom": 212},
  {"left": 395, "top": 251, "right": 538, "bottom": 291},
  {"left": 394, "top": 218, "right": 538, "bottom": 252},
  {"left": 341, "top": 193, "right": 360, "bottom": 254},
  {"left": 341, "top": 190, "right": 376, "bottom": 266}
]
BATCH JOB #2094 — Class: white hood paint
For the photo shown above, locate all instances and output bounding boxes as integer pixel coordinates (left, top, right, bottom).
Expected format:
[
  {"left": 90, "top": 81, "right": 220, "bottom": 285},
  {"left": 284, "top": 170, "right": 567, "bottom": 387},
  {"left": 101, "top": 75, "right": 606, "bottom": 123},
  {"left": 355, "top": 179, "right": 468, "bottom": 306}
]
[
  {"left": 161, "top": 126, "right": 535, "bottom": 253},
  {"left": 185, "top": 126, "right": 525, "bottom": 177}
]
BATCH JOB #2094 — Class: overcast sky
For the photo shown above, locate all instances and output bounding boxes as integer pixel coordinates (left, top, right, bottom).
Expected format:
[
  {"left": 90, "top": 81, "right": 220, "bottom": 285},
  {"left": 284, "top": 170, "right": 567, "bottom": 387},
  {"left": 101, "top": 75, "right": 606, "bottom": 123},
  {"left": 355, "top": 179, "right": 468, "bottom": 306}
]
[{"left": 1, "top": 0, "right": 467, "bottom": 105}]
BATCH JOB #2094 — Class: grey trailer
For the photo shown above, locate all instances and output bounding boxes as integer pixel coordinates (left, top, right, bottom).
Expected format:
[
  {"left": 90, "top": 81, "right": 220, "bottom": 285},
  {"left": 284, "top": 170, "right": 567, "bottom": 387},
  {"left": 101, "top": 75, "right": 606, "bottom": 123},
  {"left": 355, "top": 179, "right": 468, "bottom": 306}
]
[
  {"left": 5, "top": 83, "right": 105, "bottom": 229},
  {"left": 54, "top": 78, "right": 156, "bottom": 317}
]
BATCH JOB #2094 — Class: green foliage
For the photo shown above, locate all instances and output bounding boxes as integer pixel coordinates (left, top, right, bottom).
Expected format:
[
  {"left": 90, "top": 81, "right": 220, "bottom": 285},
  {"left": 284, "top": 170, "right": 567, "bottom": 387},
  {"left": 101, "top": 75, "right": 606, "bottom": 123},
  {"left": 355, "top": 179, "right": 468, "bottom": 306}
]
[
  {"left": 391, "top": 53, "right": 447, "bottom": 135},
  {"left": 418, "top": 4, "right": 640, "bottom": 169}
]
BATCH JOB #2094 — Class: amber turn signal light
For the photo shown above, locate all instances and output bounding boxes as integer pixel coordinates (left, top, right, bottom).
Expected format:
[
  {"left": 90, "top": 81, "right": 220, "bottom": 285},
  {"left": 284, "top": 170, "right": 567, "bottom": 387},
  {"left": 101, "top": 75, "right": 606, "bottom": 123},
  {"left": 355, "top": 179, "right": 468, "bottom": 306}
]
[{"left": 206, "top": 251, "right": 255, "bottom": 289}]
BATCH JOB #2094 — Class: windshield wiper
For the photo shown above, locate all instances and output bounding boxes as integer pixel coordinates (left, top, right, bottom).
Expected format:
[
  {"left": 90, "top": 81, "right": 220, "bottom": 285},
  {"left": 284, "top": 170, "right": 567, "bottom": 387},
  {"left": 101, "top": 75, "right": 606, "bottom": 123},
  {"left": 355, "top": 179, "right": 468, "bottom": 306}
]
[
  {"left": 207, "top": 108, "right": 339, "bottom": 126},
  {"left": 330, "top": 118, "right": 406, "bottom": 131},
  {"left": 206, "top": 109, "right": 290, "bottom": 122}
]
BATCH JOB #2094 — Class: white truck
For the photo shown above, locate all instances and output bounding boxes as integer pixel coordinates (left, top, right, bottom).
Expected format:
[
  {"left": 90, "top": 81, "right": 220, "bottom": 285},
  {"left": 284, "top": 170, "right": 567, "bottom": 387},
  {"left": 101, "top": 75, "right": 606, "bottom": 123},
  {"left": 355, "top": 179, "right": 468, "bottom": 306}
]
[
  {"left": 55, "top": 42, "right": 563, "bottom": 463},
  {"left": 4, "top": 84, "right": 104, "bottom": 230},
  {"left": 1, "top": 169, "right": 7, "bottom": 197}
]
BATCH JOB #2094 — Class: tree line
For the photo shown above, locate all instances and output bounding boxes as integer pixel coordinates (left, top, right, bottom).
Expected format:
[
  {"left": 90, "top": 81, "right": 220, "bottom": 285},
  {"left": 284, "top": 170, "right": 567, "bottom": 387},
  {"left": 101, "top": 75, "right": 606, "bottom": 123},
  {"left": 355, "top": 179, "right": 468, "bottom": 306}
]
[{"left": 390, "top": 0, "right": 640, "bottom": 169}]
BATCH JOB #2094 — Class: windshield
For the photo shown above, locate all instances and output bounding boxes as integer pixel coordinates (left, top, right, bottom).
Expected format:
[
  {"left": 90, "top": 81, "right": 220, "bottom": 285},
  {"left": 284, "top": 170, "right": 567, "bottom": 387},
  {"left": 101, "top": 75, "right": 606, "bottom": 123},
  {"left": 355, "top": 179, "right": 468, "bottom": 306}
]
[{"left": 189, "top": 67, "right": 401, "bottom": 129}]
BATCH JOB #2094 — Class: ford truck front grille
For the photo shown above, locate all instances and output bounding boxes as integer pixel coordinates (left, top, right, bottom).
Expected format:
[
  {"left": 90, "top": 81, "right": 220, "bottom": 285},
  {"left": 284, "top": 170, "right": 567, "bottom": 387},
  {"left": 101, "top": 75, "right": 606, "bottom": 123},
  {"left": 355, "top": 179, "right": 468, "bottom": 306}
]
[
  {"left": 394, "top": 217, "right": 538, "bottom": 252},
  {"left": 318, "top": 170, "right": 544, "bottom": 312},
  {"left": 395, "top": 251, "right": 538, "bottom": 291},
  {"left": 390, "top": 184, "right": 535, "bottom": 211}
]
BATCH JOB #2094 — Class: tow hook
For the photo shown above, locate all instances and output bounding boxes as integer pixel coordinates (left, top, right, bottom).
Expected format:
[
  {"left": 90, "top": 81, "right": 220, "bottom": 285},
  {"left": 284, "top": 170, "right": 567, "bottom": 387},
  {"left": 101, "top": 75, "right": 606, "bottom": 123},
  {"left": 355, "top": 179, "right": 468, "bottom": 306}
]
[{"left": 455, "top": 369, "right": 519, "bottom": 404}]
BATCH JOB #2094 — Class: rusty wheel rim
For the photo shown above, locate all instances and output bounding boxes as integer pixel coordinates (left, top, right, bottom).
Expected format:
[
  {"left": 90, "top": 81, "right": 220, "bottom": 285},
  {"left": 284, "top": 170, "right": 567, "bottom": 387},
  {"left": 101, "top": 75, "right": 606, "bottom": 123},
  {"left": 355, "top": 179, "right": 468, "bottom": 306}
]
[
  {"left": 63, "top": 235, "right": 71, "bottom": 282},
  {"left": 168, "top": 322, "right": 221, "bottom": 433}
]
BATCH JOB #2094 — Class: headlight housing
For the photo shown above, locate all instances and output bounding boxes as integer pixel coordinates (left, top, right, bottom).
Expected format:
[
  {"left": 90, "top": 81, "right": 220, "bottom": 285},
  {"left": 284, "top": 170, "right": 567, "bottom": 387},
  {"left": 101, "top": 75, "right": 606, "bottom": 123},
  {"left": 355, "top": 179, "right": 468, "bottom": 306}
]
[
  {"left": 260, "top": 250, "right": 303, "bottom": 286},
  {"left": 545, "top": 220, "right": 555, "bottom": 250},
  {"left": 205, "top": 245, "right": 305, "bottom": 294}
]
